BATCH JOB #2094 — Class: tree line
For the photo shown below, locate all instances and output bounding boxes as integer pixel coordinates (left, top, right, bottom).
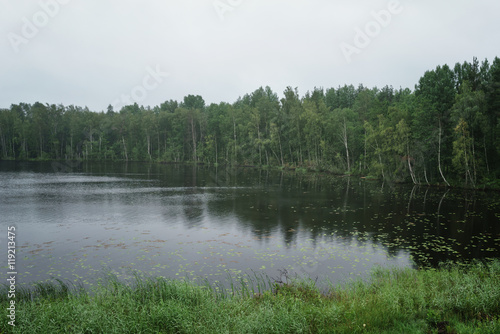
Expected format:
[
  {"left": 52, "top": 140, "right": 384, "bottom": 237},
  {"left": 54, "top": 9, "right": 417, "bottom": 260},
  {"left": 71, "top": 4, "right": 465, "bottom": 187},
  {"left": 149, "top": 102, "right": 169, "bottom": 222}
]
[{"left": 1, "top": 57, "right": 499, "bottom": 187}]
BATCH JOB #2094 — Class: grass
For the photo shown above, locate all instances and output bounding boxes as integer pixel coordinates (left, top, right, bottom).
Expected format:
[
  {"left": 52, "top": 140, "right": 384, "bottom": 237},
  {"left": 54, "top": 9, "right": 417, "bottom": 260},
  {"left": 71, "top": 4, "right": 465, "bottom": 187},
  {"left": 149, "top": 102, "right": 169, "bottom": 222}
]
[{"left": 1, "top": 260, "right": 499, "bottom": 333}]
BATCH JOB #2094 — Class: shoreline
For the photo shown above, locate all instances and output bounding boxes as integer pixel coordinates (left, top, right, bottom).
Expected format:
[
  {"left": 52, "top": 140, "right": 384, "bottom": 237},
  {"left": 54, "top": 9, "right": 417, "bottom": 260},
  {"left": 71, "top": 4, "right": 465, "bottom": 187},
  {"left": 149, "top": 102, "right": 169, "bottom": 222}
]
[
  {"left": 2, "top": 159, "right": 500, "bottom": 192},
  {"left": 1, "top": 260, "right": 498, "bottom": 333}
]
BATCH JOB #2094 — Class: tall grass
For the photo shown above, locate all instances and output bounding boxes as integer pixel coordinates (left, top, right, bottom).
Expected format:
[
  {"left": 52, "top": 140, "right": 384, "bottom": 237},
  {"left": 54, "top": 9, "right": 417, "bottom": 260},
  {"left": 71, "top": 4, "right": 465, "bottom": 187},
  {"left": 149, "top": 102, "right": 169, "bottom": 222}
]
[{"left": 1, "top": 260, "right": 499, "bottom": 333}]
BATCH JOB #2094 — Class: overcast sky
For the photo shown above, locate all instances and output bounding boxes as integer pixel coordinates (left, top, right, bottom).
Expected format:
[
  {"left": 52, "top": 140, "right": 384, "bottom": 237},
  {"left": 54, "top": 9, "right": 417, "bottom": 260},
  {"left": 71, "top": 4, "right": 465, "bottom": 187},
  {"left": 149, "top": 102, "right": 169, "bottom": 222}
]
[{"left": 1, "top": 0, "right": 499, "bottom": 111}]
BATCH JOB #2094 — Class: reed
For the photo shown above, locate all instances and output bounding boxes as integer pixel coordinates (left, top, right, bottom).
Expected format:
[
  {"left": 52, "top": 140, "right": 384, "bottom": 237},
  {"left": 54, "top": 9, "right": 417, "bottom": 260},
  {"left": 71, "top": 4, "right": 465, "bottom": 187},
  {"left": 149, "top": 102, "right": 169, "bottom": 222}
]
[{"left": 1, "top": 260, "right": 499, "bottom": 333}]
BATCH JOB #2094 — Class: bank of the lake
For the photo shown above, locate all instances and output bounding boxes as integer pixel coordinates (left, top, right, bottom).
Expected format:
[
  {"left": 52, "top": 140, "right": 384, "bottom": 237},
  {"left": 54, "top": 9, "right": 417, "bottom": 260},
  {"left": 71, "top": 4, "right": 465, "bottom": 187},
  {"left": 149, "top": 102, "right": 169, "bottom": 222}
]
[
  {"left": 12, "top": 157, "right": 500, "bottom": 191},
  {"left": 2, "top": 260, "right": 499, "bottom": 334}
]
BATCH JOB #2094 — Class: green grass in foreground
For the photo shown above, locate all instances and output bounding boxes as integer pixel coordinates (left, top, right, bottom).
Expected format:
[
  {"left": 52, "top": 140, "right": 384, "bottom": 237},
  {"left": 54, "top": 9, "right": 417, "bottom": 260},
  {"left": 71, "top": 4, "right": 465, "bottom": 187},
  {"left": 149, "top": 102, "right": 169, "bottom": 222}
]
[{"left": 1, "top": 261, "right": 499, "bottom": 333}]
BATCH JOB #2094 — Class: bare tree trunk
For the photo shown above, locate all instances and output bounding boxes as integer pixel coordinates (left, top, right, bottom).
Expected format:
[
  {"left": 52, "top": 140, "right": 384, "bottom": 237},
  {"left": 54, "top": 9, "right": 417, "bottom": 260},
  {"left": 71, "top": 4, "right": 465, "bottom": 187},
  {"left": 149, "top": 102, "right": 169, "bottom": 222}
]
[
  {"left": 270, "top": 147, "right": 280, "bottom": 164},
  {"left": 0, "top": 126, "right": 7, "bottom": 158},
  {"left": 122, "top": 136, "right": 128, "bottom": 161},
  {"left": 21, "top": 138, "right": 26, "bottom": 159},
  {"left": 378, "top": 152, "right": 385, "bottom": 180},
  {"left": 364, "top": 129, "right": 367, "bottom": 171},
  {"left": 147, "top": 133, "right": 152, "bottom": 160},
  {"left": 297, "top": 118, "right": 303, "bottom": 164},
  {"left": 258, "top": 126, "right": 262, "bottom": 166},
  {"left": 341, "top": 118, "right": 350, "bottom": 172},
  {"left": 407, "top": 142, "right": 418, "bottom": 184},
  {"left": 89, "top": 128, "right": 93, "bottom": 153},
  {"left": 199, "top": 121, "right": 204, "bottom": 161},
  {"left": 315, "top": 142, "right": 319, "bottom": 165},
  {"left": 233, "top": 116, "right": 237, "bottom": 164},
  {"left": 164, "top": 137, "right": 167, "bottom": 160},
  {"left": 408, "top": 157, "right": 417, "bottom": 184},
  {"left": 214, "top": 133, "right": 218, "bottom": 164},
  {"left": 464, "top": 139, "right": 474, "bottom": 188},
  {"left": 278, "top": 131, "right": 284, "bottom": 167},
  {"left": 157, "top": 132, "right": 160, "bottom": 160},
  {"left": 438, "top": 121, "right": 450, "bottom": 186},
  {"left": 459, "top": 122, "right": 474, "bottom": 188},
  {"left": 374, "top": 139, "right": 385, "bottom": 180},
  {"left": 471, "top": 137, "right": 477, "bottom": 185},
  {"left": 191, "top": 116, "right": 197, "bottom": 162},
  {"left": 483, "top": 136, "right": 490, "bottom": 174},
  {"left": 424, "top": 166, "right": 430, "bottom": 185},
  {"left": 39, "top": 130, "right": 43, "bottom": 158}
]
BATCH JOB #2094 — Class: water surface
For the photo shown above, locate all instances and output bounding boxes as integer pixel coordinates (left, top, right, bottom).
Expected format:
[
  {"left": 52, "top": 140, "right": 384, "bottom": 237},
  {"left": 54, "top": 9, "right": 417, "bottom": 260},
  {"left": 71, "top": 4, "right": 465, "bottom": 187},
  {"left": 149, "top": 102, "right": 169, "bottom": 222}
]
[{"left": 1, "top": 161, "right": 499, "bottom": 289}]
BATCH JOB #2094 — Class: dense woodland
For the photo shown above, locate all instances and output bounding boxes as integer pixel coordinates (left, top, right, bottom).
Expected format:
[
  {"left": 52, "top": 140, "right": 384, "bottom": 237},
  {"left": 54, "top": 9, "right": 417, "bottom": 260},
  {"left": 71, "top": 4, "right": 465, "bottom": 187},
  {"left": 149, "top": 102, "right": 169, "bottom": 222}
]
[{"left": 1, "top": 57, "right": 500, "bottom": 187}]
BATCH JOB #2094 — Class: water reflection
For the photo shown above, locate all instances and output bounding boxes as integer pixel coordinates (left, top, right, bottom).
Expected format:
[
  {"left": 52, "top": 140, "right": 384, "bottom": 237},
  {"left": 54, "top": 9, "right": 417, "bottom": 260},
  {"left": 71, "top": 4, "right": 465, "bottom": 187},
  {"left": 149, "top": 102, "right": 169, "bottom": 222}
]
[{"left": 0, "top": 161, "right": 498, "bottom": 289}]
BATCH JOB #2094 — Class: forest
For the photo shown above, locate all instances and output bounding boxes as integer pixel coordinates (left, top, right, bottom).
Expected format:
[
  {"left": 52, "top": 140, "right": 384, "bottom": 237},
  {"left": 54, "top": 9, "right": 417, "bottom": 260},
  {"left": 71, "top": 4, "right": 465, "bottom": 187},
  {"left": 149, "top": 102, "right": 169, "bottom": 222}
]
[{"left": 1, "top": 57, "right": 499, "bottom": 188}]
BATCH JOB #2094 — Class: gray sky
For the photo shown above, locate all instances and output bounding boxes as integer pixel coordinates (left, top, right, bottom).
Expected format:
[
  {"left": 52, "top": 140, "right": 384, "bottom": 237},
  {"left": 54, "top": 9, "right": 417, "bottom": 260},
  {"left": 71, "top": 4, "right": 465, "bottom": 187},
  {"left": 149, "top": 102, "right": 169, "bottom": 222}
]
[{"left": 1, "top": 0, "right": 499, "bottom": 111}]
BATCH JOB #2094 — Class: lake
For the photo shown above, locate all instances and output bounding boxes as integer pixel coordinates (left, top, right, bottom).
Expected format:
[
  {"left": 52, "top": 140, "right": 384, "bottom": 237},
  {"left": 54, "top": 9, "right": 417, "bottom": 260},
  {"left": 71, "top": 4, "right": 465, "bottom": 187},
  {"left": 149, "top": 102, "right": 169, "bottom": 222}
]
[{"left": 1, "top": 161, "right": 499, "bottom": 289}]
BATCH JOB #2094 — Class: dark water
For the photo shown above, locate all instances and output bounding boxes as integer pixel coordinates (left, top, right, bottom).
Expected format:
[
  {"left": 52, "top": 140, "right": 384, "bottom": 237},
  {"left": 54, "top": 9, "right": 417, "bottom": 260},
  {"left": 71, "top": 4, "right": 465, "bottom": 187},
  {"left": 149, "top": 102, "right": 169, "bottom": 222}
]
[{"left": 1, "top": 161, "right": 499, "bottom": 289}]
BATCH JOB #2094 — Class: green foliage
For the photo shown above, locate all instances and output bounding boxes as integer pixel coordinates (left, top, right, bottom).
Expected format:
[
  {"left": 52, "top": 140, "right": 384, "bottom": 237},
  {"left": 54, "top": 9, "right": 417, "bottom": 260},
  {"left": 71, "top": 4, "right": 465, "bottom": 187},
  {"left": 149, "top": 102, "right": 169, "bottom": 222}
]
[{"left": 1, "top": 57, "right": 499, "bottom": 187}]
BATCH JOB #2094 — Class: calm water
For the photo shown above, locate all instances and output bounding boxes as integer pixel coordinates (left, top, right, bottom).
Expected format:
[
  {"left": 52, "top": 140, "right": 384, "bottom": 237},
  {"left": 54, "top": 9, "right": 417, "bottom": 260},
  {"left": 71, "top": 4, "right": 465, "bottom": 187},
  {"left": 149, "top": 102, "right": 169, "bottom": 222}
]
[{"left": 1, "top": 161, "right": 499, "bottom": 289}]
